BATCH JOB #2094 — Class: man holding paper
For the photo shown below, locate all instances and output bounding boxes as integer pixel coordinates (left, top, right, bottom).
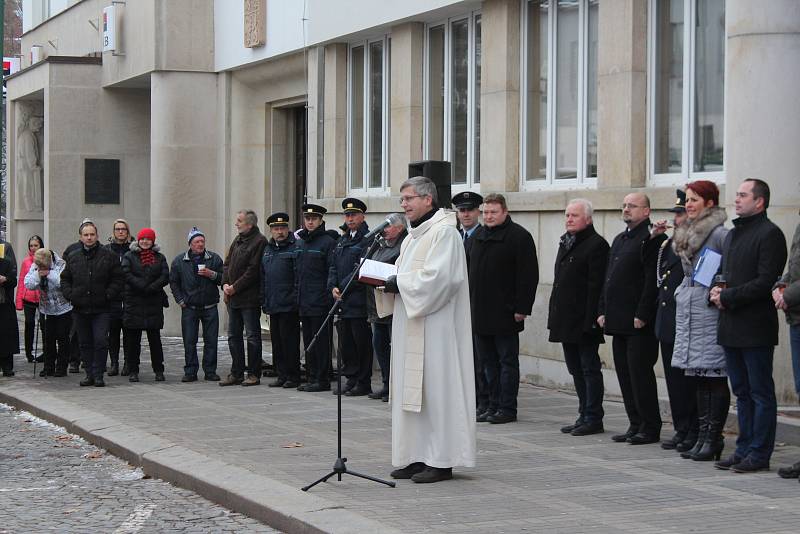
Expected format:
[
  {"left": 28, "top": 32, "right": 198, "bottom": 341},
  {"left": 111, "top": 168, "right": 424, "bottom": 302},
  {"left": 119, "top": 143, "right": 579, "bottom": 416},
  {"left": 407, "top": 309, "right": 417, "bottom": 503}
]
[{"left": 382, "top": 176, "right": 476, "bottom": 484}]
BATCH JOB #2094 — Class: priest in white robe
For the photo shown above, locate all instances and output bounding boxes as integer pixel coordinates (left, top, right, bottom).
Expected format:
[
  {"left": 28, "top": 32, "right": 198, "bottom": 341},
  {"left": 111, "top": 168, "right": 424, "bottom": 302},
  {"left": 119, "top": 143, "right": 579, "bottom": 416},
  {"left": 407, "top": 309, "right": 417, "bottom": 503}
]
[{"left": 381, "top": 176, "right": 476, "bottom": 484}]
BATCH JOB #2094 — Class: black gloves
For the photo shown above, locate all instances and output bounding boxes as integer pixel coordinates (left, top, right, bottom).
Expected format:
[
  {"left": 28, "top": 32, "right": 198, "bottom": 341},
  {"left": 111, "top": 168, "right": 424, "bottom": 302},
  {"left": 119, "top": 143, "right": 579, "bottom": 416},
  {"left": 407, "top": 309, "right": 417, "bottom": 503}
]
[{"left": 383, "top": 275, "right": 399, "bottom": 294}]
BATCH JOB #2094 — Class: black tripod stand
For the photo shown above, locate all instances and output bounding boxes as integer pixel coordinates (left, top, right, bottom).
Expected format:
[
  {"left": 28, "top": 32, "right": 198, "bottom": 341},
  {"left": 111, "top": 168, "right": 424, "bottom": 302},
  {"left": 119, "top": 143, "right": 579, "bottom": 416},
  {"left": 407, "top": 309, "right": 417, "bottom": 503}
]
[{"left": 302, "top": 235, "right": 395, "bottom": 491}]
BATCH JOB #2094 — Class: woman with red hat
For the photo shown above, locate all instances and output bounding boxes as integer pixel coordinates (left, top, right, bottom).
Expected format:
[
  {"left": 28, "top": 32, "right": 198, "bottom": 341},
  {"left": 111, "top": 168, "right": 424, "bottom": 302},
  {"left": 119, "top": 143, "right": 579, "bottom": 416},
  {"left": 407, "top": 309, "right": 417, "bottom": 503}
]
[{"left": 121, "top": 228, "right": 170, "bottom": 382}]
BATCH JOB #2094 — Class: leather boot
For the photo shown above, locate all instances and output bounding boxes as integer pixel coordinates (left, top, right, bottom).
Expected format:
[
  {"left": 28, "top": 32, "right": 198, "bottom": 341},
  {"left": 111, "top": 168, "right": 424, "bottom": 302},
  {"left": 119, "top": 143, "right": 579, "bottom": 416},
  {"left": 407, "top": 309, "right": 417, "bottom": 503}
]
[
  {"left": 693, "top": 387, "right": 729, "bottom": 462},
  {"left": 681, "top": 387, "right": 710, "bottom": 459},
  {"left": 108, "top": 362, "right": 119, "bottom": 376},
  {"left": 675, "top": 430, "right": 698, "bottom": 453}
]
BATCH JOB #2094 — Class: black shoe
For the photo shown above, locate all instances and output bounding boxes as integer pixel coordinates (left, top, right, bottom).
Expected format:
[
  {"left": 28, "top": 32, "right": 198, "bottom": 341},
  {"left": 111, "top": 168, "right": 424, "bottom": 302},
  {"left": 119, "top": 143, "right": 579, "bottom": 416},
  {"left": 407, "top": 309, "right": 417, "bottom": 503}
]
[
  {"left": 345, "top": 386, "right": 371, "bottom": 397},
  {"left": 627, "top": 433, "right": 660, "bottom": 445},
  {"left": 777, "top": 461, "right": 800, "bottom": 479},
  {"left": 121, "top": 363, "right": 130, "bottom": 376},
  {"left": 332, "top": 383, "right": 355, "bottom": 395},
  {"left": 382, "top": 394, "right": 389, "bottom": 402},
  {"left": 94, "top": 378, "right": 105, "bottom": 387},
  {"left": 411, "top": 466, "right": 453, "bottom": 484},
  {"left": 477, "top": 410, "right": 494, "bottom": 423},
  {"left": 611, "top": 428, "right": 637, "bottom": 443},
  {"left": 155, "top": 373, "right": 165, "bottom": 382},
  {"left": 571, "top": 421, "right": 604, "bottom": 436},
  {"left": 304, "top": 383, "right": 328, "bottom": 392},
  {"left": 283, "top": 380, "right": 300, "bottom": 389},
  {"left": 675, "top": 432, "right": 699, "bottom": 453},
  {"left": 34, "top": 354, "right": 45, "bottom": 363},
  {"left": 80, "top": 376, "right": 95, "bottom": 387},
  {"left": 68, "top": 363, "right": 80, "bottom": 374},
  {"left": 714, "top": 453, "right": 742, "bottom": 470},
  {"left": 561, "top": 419, "right": 583, "bottom": 434},
  {"left": 204, "top": 373, "right": 220, "bottom": 381},
  {"left": 182, "top": 375, "right": 198, "bottom": 383},
  {"left": 2, "top": 370, "right": 14, "bottom": 377},
  {"left": 38, "top": 369, "right": 49, "bottom": 377},
  {"left": 26, "top": 354, "right": 34, "bottom": 363},
  {"left": 107, "top": 363, "right": 119, "bottom": 376},
  {"left": 731, "top": 457, "right": 769, "bottom": 473},
  {"left": 369, "top": 389, "right": 388, "bottom": 400},
  {"left": 487, "top": 412, "right": 517, "bottom": 424},
  {"left": 390, "top": 462, "right": 427, "bottom": 479},
  {"left": 129, "top": 373, "right": 140, "bottom": 383},
  {"left": 268, "top": 379, "right": 286, "bottom": 388},
  {"left": 661, "top": 432, "right": 687, "bottom": 450},
  {"left": 54, "top": 369, "right": 67, "bottom": 377}
]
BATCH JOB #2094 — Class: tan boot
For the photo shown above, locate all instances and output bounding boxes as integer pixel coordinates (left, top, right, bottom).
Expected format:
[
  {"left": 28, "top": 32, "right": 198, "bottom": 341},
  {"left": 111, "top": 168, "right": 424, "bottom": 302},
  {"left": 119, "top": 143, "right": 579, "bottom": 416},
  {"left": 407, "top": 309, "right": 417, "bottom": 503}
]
[
  {"left": 241, "top": 373, "right": 261, "bottom": 387},
  {"left": 218, "top": 373, "right": 244, "bottom": 387}
]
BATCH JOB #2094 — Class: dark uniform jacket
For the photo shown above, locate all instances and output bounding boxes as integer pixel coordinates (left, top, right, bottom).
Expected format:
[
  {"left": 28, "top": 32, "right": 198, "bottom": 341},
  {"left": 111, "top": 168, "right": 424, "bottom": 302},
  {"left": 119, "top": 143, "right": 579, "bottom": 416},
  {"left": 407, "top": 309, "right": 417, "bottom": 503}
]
[
  {"left": 261, "top": 235, "right": 299, "bottom": 315},
  {"left": 296, "top": 225, "right": 337, "bottom": 317},
  {"left": 547, "top": 224, "right": 609, "bottom": 345},
  {"left": 654, "top": 238, "right": 683, "bottom": 344},
  {"left": 469, "top": 216, "right": 539, "bottom": 335},
  {"left": 169, "top": 249, "right": 223, "bottom": 308},
  {"left": 718, "top": 211, "right": 787, "bottom": 347},
  {"left": 598, "top": 219, "right": 665, "bottom": 336},
  {"left": 121, "top": 242, "right": 170, "bottom": 330},
  {"left": 62, "top": 243, "right": 124, "bottom": 315},
  {"left": 328, "top": 222, "right": 370, "bottom": 318},
  {"left": 222, "top": 225, "right": 268, "bottom": 309}
]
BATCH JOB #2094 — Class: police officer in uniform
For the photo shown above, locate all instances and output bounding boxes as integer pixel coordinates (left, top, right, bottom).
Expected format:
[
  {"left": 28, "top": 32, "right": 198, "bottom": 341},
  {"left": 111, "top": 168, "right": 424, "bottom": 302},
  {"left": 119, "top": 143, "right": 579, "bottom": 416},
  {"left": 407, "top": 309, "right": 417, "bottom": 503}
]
[
  {"left": 328, "top": 198, "right": 374, "bottom": 396},
  {"left": 296, "top": 204, "right": 338, "bottom": 392},
  {"left": 653, "top": 190, "right": 698, "bottom": 451},
  {"left": 452, "top": 191, "right": 490, "bottom": 418}
]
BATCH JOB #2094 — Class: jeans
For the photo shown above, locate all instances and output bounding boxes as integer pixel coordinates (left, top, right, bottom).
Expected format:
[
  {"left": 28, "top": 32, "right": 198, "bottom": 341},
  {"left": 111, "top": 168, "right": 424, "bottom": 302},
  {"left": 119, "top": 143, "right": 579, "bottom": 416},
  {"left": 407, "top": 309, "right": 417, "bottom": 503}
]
[
  {"left": 227, "top": 306, "right": 262, "bottom": 378},
  {"left": 23, "top": 301, "right": 45, "bottom": 359},
  {"left": 661, "top": 341, "right": 698, "bottom": 435},
  {"left": 724, "top": 346, "right": 777, "bottom": 464},
  {"left": 562, "top": 342, "right": 605, "bottom": 424},
  {"left": 107, "top": 315, "right": 129, "bottom": 366},
  {"left": 371, "top": 322, "right": 392, "bottom": 390},
  {"left": 337, "top": 318, "right": 374, "bottom": 390},
  {"left": 181, "top": 306, "right": 219, "bottom": 377},
  {"left": 43, "top": 312, "right": 71, "bottom": 373},
  {"left": 790, "top": 324, "right": 800, "bottom": 397},
  {"left": 125, "top": 328, "right": 166, "bottom": 374},
  {"left": 302, "top": 315, "right": 331, "bottom": 387},
  {"left": 475, "top": 333, "right": 520, "bottom": 417},
  {"left": 74, "top": 312, "right": 110, "bottom": 379},
  {"left": 269, "top": 311, "right": 301, "bottom": 382},
  {"left": 612, "top": 334, "right": 661, "bottom": 436}
]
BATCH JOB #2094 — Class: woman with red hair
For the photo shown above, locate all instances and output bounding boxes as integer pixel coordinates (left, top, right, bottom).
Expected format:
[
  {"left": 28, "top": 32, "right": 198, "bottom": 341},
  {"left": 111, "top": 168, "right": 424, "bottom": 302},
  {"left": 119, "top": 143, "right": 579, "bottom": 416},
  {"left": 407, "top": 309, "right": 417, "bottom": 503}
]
[{"left": 671, "top": 180, "right": 730, "bottom": 462}]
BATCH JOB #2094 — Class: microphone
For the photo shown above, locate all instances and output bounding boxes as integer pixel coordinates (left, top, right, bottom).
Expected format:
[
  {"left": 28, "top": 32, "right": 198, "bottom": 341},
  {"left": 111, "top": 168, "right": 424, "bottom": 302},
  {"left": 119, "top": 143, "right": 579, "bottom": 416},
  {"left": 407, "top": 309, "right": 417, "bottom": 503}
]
[{"left": 362, "top": 219, "right": 392, "bottom": 241}]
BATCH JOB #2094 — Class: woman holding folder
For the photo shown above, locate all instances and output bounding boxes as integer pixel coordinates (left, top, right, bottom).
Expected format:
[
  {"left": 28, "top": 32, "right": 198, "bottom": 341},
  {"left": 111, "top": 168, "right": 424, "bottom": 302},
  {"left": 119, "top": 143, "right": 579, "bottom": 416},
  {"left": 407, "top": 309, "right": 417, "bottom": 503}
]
[{"left": 671, "top": 181, "right": 730, "bottom": 462}]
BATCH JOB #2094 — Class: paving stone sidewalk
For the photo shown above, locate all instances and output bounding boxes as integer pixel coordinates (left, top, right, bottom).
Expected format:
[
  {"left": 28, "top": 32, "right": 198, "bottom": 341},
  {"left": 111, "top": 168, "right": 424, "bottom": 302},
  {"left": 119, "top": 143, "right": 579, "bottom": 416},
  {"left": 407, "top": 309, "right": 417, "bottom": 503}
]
[{"left": 2, "top": 335, "right": 800, "bottom": 533}]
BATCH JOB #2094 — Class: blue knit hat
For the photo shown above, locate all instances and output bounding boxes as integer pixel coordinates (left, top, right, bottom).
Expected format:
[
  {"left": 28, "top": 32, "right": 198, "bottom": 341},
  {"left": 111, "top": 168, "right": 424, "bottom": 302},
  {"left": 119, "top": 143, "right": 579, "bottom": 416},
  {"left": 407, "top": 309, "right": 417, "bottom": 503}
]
[{"left": 187, "top": 226, "right": 205, "bottom": 244}]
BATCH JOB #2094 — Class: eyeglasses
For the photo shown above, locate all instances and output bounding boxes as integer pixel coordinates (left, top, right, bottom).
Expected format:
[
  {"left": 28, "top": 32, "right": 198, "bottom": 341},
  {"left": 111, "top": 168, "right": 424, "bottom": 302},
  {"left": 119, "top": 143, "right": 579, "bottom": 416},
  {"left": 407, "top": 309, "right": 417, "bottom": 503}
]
[
  {"left": 114, "top": 227, "right": 128, "bottom": 232},
  {"left": 621, "top": 203, "right": 644, "bottom": 210},
  {"left": 399, "top": 195, "right": 423, "bottom": 204}
]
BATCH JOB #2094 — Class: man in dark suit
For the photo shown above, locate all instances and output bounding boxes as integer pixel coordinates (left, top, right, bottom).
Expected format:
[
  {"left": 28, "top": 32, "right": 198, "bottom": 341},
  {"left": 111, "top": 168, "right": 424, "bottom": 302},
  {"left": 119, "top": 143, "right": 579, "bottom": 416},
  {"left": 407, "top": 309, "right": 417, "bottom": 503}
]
[
  {"left": 653, "top": 190, "right": 697, "bottom": 451},
  {"left": 453, "top": 191, "right": 489, "bottom": 418},
  {"left": 548, "top": 199, "right": 609, "bottom": 436},
  {"left": 598, "top": 193, "right": 665, "bottom": 444}
]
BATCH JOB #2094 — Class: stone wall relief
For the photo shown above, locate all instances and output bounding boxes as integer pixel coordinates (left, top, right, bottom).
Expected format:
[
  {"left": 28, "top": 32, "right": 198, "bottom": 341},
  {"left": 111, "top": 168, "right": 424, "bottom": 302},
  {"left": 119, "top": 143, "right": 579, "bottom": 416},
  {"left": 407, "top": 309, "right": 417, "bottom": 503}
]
[{"left": 16, "top": 102, "right": 45, "bottom": 216}]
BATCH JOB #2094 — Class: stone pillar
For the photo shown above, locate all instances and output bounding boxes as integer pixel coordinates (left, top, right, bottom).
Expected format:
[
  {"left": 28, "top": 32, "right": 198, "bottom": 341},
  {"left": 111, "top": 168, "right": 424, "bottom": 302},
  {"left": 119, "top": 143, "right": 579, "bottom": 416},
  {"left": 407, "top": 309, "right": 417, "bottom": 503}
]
[
  {"left": 389, "top": 22, "right": 424, "bottom": 194},
  {"left": 323, "top": 43, "right": 348, "bottom": 199},
  {"left": 597, "top": 0, "right": 648, "bottom": 188},
  {"left": 306, "top": 46, "right": 324, "bottom": 200},
  {"left": 480, "top": 0, "right": 521, "bottom": 192}
]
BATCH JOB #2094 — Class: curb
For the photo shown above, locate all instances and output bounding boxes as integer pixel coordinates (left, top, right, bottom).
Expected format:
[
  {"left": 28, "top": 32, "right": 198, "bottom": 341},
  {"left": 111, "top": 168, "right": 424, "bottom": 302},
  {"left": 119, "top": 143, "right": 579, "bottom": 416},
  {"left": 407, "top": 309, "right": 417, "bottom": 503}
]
[{"left": 0, "top": 386, "right": 403, "bottom": 534}]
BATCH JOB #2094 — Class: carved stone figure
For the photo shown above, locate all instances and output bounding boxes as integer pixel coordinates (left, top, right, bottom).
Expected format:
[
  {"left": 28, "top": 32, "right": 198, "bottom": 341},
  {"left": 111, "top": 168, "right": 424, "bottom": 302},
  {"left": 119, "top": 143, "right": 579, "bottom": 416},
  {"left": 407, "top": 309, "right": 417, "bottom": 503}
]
[{"left": 17, "top": 115, "right": 44, "bottom": 213}]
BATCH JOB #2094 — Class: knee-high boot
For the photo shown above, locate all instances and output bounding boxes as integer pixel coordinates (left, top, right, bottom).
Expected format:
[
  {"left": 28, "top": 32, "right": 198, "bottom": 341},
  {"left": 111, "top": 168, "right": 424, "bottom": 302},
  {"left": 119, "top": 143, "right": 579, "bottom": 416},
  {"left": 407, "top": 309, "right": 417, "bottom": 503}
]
[
  {"left": 692, "top": 383, "right": 729, "bottom": 461},
  {"left": 681, "top": 385, "right": 710, "bottom": 459}
]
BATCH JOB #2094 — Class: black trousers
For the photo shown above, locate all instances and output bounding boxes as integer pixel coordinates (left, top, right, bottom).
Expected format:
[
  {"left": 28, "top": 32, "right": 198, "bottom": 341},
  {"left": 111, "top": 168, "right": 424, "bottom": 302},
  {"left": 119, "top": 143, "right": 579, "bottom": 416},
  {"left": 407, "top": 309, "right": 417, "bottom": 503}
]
[
  {"left": 23, "top": 301, "right": 45, "bottom": 358},
  {"left": 107, "top": 315, "right": 129, "bottom": 366},
  {"left": 660, "top": 341, "right": 698, "bottom": 436},
  {"left": 563, "top": 342, "right": 605, "bottom": 424},
  {"left": 74, "top": 312, "right": 110, "bottom": 379},
  {"left": 124, "top": 328, "right": 165, "bottom": 375},
  {"left": 612, "top": 334, "right": 661, "bottom": 436},
  {"left": 301, "top": 315, "right": 331, "bottom": 387},
  {"left": 270, "top": 311, "right": 301, "bottom": 383},
  {"left": 475, "top": 333, "right": 521, "bottom": 417},
  {"left": 43, "top": 312, "right": 72, "bottom": 373},
  {"left": 68, "top": 316, "right": 80, "bottom": 365},
  {"left": 337, "top": 317, "right": 373, "bottom": 390},
  {"left": 473, "top": 335, "right": 490, "bottom": 412}
]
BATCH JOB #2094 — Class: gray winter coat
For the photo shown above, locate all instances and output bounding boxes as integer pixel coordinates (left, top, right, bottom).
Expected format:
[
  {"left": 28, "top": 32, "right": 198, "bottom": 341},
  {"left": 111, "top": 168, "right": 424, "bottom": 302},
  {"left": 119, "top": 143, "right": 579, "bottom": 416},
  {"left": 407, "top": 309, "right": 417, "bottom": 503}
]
[
  {"left": 672, "top": 207, "right": 728, "bottom": 371},
  {"left": 777, "top": 221, "right": 800, "bottom": 326}
]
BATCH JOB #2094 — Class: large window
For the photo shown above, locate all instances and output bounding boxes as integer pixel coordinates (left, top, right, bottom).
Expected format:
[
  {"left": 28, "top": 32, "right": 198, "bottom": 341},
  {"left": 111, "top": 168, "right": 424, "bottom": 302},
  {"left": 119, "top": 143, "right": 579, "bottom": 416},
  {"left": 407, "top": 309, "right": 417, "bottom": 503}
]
[
  {"left": 522, "top": 0, "right": 598, "bottom": 187},
  {"left": 424, "top": 12, "right": 482, "bottom": 188},
  {"left": 348, "top": 37, "right": 390, "bottom": 192},
  {"left": 649, "top": 0, "right": 725, "bottom": 183}
]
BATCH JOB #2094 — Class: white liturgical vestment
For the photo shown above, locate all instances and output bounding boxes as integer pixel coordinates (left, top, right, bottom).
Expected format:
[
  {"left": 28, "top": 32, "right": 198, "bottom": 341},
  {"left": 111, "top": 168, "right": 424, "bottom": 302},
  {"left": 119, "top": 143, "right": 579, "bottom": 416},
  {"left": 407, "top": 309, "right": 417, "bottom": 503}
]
[{"left": 390, "top": 208, "right": 476, "bottom": 468}]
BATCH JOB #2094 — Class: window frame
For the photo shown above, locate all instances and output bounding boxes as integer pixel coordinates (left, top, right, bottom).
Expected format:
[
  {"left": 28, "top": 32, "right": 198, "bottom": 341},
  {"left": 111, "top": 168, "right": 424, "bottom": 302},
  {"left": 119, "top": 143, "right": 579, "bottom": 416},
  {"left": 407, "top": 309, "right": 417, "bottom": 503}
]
[
  {"left": 647, "top": 0, "right": 726, "bottom": 186},
  {"left": 520, "top": 0, "right": 599, "bottom": 190},
  {"left": 422, "top": 11, "right": 482, "bottom": 193},
  {"left": 347, "top": 35, "right": 391, "bottom": 195}
]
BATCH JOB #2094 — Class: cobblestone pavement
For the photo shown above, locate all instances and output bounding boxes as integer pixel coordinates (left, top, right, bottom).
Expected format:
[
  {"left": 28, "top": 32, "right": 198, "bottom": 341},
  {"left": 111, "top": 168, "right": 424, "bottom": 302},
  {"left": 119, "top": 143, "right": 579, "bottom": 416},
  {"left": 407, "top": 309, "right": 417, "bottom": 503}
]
[
  {"left": 3, "top": 333, "right": 800, "bottom": 533},
  {"left": 0, "top": 404, "right": 280, "bottom": 533}
]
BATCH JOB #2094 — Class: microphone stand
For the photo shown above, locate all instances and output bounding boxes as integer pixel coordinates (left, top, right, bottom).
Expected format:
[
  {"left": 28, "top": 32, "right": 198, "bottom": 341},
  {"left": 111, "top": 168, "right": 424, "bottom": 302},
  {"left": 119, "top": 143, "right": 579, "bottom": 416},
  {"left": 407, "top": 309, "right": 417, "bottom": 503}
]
[{"left": 302, "top": 234, "right": 395, "bottom": 492}]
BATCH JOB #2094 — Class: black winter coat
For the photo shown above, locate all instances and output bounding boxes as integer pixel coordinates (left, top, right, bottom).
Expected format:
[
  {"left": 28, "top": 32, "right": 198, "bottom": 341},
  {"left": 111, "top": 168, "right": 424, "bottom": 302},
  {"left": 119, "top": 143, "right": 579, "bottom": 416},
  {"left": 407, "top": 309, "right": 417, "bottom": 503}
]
[
  {"left": 718, "top": 211, "right": 787, "bottom": 347},
  {"left": 296, "top": 225, "right": 337, "bottom": 317},
  {"left": 469, "top": 216, "right": 539, "bottom": 335},
  {"left": 654, "top": 238, "right": 683, "bottom": 344},
  {"left": 328, "top": 222, "right": 371, "bottom": 318},
  {"left": 547, "top": 225, "right": 608, "bottom": 344},
  {"left": 169, "top": 249, "right": 223, "bottom": 308},
  {"left": 0, "top": 242, "right": 20, "bottom": 356},
  {"left": 598, "top": 219, "right": 665, "bottom": 336},
  {"left": 121, "top": 242, "right": 170, "bottom": 330},
  {"left": 61, "top": 244, "right": 124, "bottom": 314},
  {"left": 222, "top": 226, "right": 268, "bottom": 309},
  {"left": 261, "top": 236, "right": 299, "bottom": 315},
  {"left": 105, "top": 241, "right": 131, "bottom": 317}
]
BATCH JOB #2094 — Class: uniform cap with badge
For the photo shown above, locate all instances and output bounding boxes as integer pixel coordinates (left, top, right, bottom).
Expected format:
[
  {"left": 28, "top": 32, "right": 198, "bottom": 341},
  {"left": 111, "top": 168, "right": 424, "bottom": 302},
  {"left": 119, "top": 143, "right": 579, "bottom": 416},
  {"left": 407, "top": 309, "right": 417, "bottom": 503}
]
[
  {"left": 342, "top": 197, "right": 367, "bottom": 214},
  {"left": 451, "top": 191, "right": 483, "bottom": 210},
  {"left": 301, "top": 203, "right": 327, "bottom": 217},
  {"left": 267, "top": 212, "right": 290, "bottom": 227}
]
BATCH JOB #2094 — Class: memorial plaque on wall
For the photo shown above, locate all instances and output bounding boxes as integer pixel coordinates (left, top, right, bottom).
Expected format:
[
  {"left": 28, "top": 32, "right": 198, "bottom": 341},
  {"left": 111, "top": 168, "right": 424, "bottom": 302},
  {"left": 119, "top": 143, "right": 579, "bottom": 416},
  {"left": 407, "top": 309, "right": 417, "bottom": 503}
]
[{"left": 85, "top": 158, "right": 120, "bottom": 204}]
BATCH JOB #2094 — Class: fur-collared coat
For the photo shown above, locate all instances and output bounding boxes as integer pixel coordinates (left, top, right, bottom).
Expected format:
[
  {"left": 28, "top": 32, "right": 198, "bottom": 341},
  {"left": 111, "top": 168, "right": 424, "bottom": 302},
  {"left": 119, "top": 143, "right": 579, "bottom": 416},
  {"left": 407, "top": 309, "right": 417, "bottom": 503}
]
[{"left": 671, "top": 207, "right": 728, "bottom": 371}]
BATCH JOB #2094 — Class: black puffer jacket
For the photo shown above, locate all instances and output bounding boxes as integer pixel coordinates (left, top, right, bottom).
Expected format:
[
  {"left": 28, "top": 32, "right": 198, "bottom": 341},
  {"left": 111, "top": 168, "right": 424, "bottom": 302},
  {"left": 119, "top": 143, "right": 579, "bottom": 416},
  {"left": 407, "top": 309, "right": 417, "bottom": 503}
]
[
  {"left": 61, "top": 243, "right": 124, "bottom": 314},
  {"left": 328, "top": 222, "right": 371, "bottom": 318},
  {"left": 296, "top": 225, "right": 337, "bottom": 317},
  {"left": 169, "top": 249, "right": 223, "bottom": 308},
  {"left": 261, "top": 235, "right": 299, "bottom": 314},
  {"left": 121, "top": 242, "right": 170, "bottom": 330}
]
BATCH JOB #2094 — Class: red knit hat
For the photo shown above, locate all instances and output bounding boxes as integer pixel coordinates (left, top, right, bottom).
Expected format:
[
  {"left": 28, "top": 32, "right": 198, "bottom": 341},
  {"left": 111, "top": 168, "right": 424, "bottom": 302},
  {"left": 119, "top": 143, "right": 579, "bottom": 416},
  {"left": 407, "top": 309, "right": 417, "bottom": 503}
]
[{"left": 137, "top": 228, "right": 156, "bottom": 242}]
